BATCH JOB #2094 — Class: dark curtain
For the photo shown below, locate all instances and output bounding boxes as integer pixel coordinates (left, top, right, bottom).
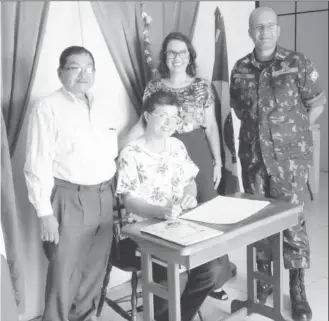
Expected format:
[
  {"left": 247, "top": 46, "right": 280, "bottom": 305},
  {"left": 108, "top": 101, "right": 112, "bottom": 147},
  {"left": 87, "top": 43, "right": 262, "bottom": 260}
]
[
  {"left": 1, "top": 111, "right": 25, "bottom": 312},
  {"left": 91, "top": 2, "right": 148, "bottom": 115},
  {"left": 1, "top": 1, "right": 50, "bottom": 156},
  {"left": 1, "top": 1, "right": 50, "bottom": 312}
]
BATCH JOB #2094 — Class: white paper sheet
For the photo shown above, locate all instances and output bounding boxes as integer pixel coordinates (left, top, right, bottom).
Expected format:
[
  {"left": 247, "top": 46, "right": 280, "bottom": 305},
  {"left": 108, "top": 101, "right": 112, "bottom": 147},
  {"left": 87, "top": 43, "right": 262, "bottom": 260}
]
[{"left": 181, "top": 195, "right": 270, "bottom": 224}]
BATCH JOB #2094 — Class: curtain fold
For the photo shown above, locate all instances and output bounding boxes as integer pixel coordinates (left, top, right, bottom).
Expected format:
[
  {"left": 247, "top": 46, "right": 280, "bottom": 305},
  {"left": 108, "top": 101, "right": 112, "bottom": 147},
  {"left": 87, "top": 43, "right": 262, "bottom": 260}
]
[
  {"left": 1, "top": 110, "right": 25, "bottom": 312},
  {"left": 1, "top": 1, "right": 50, "bottom": 156},
  {"left": 91, "top": 1, "right": 200, "bottom": 115},
  {"left": 91, "top": 2, "right": 148, "bottom": 114}
]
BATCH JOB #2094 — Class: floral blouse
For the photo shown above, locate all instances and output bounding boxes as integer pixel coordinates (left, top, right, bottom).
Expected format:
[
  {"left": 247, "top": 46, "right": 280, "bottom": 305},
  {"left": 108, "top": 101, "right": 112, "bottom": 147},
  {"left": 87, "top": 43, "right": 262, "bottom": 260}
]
[
  {"left": 116, "top": 137, "right": 199, "bottom": 208},
  {"left": 143, "top": 77, "right": 214, "bottom": 133}
]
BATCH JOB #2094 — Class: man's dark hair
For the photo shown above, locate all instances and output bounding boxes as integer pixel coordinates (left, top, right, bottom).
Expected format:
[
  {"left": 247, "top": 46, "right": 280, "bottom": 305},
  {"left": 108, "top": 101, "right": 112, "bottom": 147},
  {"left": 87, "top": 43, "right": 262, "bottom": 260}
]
[{"left": 59, "top": 46, "right": 95, "bottom": 69}]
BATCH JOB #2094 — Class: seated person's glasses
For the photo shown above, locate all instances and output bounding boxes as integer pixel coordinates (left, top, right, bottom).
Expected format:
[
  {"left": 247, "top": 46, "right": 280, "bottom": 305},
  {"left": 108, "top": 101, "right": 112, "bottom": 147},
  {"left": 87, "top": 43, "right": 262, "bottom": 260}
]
[
  {"left": 151, "top": 112, "right": 182, "bottom": 125},
  {"left": 165, "top": 50, "right": 189, "bottom": 59}
]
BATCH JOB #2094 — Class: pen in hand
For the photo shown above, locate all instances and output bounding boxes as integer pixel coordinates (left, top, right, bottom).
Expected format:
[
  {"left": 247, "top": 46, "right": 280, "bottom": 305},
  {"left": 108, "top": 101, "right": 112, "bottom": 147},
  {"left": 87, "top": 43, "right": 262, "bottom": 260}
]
[{"left": 163, "top": 196, "right": 182, "bottom": 221}]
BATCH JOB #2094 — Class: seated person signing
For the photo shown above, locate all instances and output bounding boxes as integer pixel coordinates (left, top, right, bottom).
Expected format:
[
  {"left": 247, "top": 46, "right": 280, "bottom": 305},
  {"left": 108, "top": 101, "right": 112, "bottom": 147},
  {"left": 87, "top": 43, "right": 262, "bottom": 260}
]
[{"left": 116, "top": 90, "right": 230, "bottom": 321}]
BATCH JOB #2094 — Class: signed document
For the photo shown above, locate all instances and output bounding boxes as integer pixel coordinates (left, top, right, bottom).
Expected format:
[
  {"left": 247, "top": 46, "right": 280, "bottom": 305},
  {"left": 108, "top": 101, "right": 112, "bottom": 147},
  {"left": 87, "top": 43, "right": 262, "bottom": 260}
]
[
  {"left": 181, "top": 195, "right": 270, "bottom": 225},
  {"left": 140, "top": 219, "right": 223, "bottom": 246}
]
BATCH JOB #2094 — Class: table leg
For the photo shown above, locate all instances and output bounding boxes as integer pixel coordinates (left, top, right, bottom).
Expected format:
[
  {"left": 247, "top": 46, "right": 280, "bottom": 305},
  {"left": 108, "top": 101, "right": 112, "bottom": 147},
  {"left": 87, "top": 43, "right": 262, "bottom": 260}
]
[
  {"left": 142, "top": 252, "right": 154, "bottom": 321},
  {"left": 230, "top": 232, "right": 287, "bottom": 321},
  {"left": 167, "top": 263, "right": 181, "bottom": 321}
]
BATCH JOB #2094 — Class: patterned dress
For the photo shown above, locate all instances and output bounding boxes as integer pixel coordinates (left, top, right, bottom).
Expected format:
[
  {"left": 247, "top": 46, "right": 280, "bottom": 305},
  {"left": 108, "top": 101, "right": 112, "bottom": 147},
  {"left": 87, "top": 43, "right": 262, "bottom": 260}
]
[
  {"left": 143, "top": 77, "right": 217, "bottom": 203},
  {"left": 116, "top": 136, "right": 231, "bottom": 294},
  {"left": 116, "top": 137, "right": 199, "bottom": 208},
  {"left": 230, "top": 45, "right": 327, "bottom": 269}
]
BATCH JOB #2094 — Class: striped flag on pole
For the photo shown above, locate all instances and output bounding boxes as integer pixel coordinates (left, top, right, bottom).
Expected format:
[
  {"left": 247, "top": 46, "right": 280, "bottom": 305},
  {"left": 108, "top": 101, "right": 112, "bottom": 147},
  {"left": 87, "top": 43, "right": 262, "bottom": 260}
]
[{"left": 212, "top": 7, "right": 240, "bottom": 195}]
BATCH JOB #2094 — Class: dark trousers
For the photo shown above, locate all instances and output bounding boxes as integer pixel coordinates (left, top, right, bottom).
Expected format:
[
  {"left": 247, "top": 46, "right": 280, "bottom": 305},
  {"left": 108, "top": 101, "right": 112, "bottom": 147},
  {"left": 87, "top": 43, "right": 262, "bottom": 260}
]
[
  {"left": 42, "top": 178, "right": 114, "bottom": 321},
  {"left": 120, "top": 238, "right": 230, "bottom": 321}
]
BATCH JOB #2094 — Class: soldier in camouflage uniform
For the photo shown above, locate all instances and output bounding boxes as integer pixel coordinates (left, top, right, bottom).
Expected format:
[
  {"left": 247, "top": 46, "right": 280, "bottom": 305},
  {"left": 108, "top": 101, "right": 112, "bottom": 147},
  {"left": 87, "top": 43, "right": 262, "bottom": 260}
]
[{"left": 230, "top": 7, "right": 327, "bottom": 321}]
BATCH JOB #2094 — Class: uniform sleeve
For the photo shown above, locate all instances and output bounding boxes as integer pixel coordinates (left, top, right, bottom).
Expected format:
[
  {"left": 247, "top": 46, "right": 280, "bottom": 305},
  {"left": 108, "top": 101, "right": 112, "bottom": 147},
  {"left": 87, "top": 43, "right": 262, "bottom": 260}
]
[
  {"left": 175, "top": 139, "right": 199, "bottom": 187},
  {"left": 230, "top": 63, "right": 243, "bottom": 120},
  {"left": 24, "top": 102, "right": 56, "bottom": 217},
  {"left": 298, "top": 55, "right": 327, "bottom": 110},
  {"left": 116, "top": 148, "right": 141, "bottom": 197}
]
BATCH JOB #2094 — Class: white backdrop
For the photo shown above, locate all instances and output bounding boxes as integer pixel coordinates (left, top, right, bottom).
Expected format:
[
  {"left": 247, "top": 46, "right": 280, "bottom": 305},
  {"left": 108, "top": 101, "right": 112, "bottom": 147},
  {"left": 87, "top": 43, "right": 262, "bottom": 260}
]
[{"left": 7, "top": 2, "right": 255, "bottom": 319}]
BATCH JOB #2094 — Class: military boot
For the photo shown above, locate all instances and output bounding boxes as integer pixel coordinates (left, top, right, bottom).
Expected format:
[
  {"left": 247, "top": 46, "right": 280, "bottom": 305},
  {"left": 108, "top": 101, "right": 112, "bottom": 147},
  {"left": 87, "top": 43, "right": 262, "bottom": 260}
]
[
  {"left": 290, "top": 268, "right": 312, "bottom": 321},
  {"left": 256, "top": 260, "right": 273, "bottom": 304}
]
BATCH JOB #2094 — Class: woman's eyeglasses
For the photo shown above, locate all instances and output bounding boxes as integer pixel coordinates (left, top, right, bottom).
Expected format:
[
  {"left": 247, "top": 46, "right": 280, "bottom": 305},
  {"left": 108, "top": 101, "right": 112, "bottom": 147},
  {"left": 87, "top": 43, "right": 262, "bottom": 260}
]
[
  {"left": 150, "top": 112, "right": 182, "bottom": 125},
  {"left": 165, "top": 50, "right": 189, "bottom": 60}
]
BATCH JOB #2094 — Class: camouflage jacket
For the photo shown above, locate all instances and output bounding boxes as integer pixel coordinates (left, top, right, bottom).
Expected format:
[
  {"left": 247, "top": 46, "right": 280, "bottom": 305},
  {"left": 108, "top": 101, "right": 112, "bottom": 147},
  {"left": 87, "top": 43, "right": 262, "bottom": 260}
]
[{"left": 230, "top": 46, "right": 327, "bottom": 175}]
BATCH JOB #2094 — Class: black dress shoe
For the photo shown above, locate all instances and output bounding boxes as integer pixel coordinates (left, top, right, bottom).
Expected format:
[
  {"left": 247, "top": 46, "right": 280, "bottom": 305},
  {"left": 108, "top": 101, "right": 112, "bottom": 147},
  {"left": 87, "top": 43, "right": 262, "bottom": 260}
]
[{"left": 209, "top": 288, "right": 228, "bottom": 301}]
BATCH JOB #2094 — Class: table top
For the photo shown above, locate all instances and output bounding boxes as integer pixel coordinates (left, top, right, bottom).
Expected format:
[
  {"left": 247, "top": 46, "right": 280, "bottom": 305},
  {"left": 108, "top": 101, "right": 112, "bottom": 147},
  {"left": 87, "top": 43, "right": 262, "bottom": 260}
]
[{"left": 122, "top": 193, "right": 302, "bottom": 258}]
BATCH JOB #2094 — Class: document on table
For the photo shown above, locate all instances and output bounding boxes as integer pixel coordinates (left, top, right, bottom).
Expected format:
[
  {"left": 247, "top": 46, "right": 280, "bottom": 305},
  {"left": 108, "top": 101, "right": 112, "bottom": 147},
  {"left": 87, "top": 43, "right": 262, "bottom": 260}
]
[
  {"left": 181, "top": 195, "right": 270, "bottom": 224},
  {"left": 140, "top": 219, "right": 223, "bottom": 246}
]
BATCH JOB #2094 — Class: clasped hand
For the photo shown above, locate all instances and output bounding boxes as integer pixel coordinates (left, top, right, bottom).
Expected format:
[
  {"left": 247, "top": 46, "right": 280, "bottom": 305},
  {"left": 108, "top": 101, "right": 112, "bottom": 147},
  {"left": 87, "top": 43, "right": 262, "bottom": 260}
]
[{"left": 163, "top": 194, "right": 197, "bottom": 220}]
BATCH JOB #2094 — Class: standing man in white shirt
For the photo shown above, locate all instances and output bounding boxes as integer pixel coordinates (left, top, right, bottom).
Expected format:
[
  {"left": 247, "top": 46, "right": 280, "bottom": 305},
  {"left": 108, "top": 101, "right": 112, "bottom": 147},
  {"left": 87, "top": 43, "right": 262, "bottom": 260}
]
[{"left": 24, "top": 46, "right": 118, "bottom": 321}]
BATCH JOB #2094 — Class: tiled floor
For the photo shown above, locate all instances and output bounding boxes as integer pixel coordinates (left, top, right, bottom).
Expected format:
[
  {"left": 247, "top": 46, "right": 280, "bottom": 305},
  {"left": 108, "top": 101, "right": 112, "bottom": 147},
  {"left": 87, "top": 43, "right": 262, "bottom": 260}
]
[{"left": 45, "top": 173, "right": 329, "bottom": 321}]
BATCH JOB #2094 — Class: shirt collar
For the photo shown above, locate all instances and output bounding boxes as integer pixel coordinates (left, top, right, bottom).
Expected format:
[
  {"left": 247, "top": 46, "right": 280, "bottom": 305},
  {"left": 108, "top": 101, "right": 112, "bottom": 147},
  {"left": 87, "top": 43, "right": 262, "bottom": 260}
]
[
  {"left": 60, "top": 87, "right": 94, "bottom": 106},
  {"left": 250, "top": 45, "right": 287, "bottom": 69}
]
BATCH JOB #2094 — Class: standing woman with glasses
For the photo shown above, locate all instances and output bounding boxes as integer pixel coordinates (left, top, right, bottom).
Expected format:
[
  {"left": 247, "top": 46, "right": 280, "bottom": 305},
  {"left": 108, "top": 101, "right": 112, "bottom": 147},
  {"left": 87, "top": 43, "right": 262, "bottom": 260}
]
[{"left": 123, "top": 32, "right": 234, "bottom": 300}]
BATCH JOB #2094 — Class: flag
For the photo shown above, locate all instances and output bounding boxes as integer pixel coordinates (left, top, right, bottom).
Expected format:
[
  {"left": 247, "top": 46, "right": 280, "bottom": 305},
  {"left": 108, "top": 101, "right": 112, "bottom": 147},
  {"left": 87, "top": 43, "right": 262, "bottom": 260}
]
[{"left": 211, "top": 7, "right": 240, "bottom": 195}]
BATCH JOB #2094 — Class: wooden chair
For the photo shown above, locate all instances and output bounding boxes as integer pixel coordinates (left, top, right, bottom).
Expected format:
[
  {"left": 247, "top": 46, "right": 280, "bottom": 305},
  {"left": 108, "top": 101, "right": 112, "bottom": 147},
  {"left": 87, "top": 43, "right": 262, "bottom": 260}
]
[
  {"left": 96, "top": 193, "right": 142, "bottom": 321},
  {"left": 96, "top": 190, "right": 204, "bottom": 321}
]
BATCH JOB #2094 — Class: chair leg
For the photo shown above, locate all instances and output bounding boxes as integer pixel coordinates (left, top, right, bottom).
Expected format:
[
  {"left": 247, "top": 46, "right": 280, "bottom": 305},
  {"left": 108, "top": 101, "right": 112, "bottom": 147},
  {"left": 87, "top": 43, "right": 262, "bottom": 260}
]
[
  {"left": 131, "top": 271, "right": 138, "bottom": 321},
  {"left": 97, "top": 258, "right": 113, "bottom": 317},
  {"left": 197, "top": 309, "right": 204, "bottom": 321}
]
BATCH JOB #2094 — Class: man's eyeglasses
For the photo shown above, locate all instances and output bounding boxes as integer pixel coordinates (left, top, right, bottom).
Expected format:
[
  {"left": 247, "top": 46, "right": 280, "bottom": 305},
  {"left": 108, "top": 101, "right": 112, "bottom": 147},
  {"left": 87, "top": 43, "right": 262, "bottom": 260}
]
[
  {"left": 63, "top": 66, "right": 95, "bottom": 75},
  {"left": 165, "top": 50, "right": 189, "bottom": 60},
  {"left": 251, "top": 23, "right": 277, "bottom": 32},
  {"left": 151, "top": 112, "right": 182, "bottom": 125}
]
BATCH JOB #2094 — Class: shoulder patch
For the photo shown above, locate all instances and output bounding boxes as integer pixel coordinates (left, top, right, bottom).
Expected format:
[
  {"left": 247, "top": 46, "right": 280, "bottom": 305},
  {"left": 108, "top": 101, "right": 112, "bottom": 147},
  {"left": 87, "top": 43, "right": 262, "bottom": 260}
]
[{"left": 309, "top": 70, "right": 319, "bottom": 83}]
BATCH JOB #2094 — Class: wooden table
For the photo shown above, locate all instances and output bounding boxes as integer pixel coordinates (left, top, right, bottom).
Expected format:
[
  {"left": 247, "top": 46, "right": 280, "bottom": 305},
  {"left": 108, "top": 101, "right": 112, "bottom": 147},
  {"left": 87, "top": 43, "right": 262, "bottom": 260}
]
[{"left": 122, "top": 193, "right": 302, "bottom": 321}]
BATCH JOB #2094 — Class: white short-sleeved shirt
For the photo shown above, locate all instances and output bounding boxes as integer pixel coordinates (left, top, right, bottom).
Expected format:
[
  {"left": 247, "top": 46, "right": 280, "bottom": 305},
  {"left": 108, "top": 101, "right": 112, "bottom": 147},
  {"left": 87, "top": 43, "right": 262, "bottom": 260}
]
[{"left": 116, "top": 137, "right": 199, "bottom": 207}]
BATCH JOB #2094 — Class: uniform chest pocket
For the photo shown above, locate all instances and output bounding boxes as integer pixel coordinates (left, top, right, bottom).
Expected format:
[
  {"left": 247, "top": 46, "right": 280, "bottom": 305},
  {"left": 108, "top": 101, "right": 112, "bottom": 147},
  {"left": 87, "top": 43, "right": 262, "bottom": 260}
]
[
  {"left": 272, "top": 73, "right": 299, "bottom": 105},
  {"left": 233, "top": 78, "right": 257, "bottom": 111}
]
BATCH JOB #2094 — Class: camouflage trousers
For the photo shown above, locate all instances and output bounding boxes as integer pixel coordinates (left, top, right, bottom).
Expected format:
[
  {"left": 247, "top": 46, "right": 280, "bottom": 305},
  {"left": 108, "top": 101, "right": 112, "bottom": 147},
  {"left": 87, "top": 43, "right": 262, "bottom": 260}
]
[{"left": 241, "top": 160, "right": 311, "bottom": 269}]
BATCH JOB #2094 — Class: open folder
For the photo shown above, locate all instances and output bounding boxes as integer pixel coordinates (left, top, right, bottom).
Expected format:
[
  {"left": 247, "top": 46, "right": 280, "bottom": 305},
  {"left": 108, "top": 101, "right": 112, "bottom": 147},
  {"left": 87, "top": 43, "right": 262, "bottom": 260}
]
[
  {"left": 140, "top": 219, "right": 223, "bottom": 246},
  {"left": 180, "top": 195, "right": 270, "bottom": 225},
  {"left": 140, "top": 195, "right": 270, "bottom": 246}
]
